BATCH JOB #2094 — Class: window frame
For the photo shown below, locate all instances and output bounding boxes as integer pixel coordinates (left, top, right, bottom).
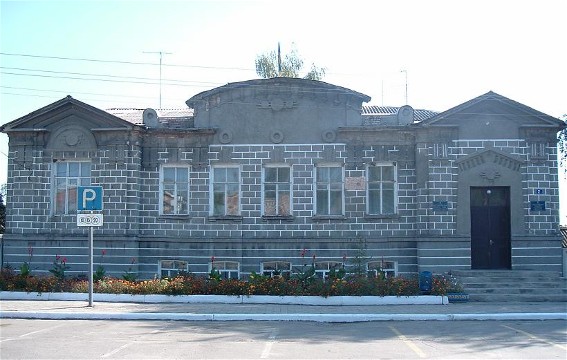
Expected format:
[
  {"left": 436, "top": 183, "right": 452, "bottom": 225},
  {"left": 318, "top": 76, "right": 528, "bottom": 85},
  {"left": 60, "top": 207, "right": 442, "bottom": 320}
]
[
  {"left": 367, "top": 260, "right": 398, "bottom": 278},
  {"left": 262, "top": 165, "right": 292, "bottom": 217},
  {"left": 314, "top": 164, "right": 345, "bottom": 216},
  {"left": 314, "top": 261, "right": 343, "bottom": 282},
  {"left": 52, "top": 160, "right": 91, "bottom": 215},
  {"left": 366, "top": 162, "right": 398, "bottom": 216},
  {"left": 158, "top": 259, "right": 188, "bottom": 278},
  {"left": 159, "top": 165, "right": 191, "bottom": 216},
  {"left": 209, "top": 165, "right": 241, "bottom": 217},
  {"left": 261, "top": 261, "right": 292, "bottom": 278},
  {"left": 209, "top": 260, "right": 240, "bottom": 279}
]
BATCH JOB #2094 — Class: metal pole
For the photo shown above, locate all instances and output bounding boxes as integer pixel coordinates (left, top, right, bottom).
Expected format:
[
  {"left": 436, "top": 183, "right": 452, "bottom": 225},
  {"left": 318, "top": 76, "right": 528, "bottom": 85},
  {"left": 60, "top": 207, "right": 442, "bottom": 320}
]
[{"left": 88, "top": 226, "right": 94, "bottom": 307}]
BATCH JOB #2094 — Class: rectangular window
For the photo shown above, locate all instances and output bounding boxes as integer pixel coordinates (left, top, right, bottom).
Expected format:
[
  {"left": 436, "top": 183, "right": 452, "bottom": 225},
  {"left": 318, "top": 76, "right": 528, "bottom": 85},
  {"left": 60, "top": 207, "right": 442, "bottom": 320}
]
[
  {"left": 261, "top": 261, "right": 292, "bottom": 278},
  {"left": 314, "top": 261, "right": 343, "bottom": 282},
  {"left": 315, "top": 165, "right": 343, "bottom": 215},
  {"left": 54, "top": 161, "right": 91, "bottom": 214},
  {"left": 160, "top": 166, "right": 190, "bottom": 215},
  {"left": 367, "top": 260, "right": 398, "bottom": 278},
  {"left": 210, "top": 261, "right": 240, "bottom": 279},
  {"left": 211, "top": 166, "right": 240, "bottom": 216},
  {"left": 367, "top": 163, "right": 397, "bottom": 215},
  {"left": 159, "top": 260, "right": 188, "bottom": 278},
  {"left": 263, "top": 166, "right": 291, "bottom": 216}
]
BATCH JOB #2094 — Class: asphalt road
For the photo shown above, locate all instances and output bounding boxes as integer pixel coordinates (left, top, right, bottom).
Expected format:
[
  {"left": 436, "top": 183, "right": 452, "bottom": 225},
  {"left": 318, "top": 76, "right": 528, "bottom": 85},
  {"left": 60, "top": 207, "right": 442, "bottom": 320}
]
[{"left": 1, "top": 319, "right": 566, "bottom": 359}]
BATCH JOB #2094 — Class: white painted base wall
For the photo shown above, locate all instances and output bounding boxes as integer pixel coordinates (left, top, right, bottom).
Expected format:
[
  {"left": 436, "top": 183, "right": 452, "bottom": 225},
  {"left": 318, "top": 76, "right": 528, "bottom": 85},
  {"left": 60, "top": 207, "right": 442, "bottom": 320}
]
[{"left": 0, "top": 291, "right": 449, "bottom": 305}]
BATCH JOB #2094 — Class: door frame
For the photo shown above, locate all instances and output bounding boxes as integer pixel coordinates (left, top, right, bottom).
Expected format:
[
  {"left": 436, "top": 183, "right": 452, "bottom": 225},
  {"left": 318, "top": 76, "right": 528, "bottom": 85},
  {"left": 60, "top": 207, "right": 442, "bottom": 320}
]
[{"left": 470, "top": 186, "right": 511, "bottom": 269}]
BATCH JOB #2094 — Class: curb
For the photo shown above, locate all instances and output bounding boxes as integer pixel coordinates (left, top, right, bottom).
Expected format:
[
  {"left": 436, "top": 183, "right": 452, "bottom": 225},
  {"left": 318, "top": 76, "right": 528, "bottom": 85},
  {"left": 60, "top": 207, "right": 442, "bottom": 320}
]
[
  {"left": 0, "top": 292, "right": 448, "bottom": 305},
  {"left": 1, "top": 311, "right": 566, "bottom": 322}
]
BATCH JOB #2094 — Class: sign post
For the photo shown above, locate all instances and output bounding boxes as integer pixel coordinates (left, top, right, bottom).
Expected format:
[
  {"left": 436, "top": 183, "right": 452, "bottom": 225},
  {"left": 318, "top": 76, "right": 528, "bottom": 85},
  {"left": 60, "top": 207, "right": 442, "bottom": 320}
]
[{"left": 77, "top": 186, "right": 103, "bottom": 307}]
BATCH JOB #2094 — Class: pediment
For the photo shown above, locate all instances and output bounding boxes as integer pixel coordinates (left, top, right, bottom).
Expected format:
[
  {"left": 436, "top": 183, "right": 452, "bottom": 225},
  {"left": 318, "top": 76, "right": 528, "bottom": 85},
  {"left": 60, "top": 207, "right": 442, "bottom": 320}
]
[
  {"left": 456, "top": 148, "right": 524, "bottom": 173},
  {"left": 420, "top": 91, "right": 563, "bottom": 128},
  {"left": 0, "top": 96, "right": 136, "bottom": 133}
]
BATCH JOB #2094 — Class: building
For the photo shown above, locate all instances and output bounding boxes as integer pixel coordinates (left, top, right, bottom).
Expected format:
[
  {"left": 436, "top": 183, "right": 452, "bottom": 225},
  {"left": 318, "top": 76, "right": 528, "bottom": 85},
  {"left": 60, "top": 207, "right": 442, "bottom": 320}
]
[{"left": 0, "top": 77, "right": 564, "bottom": 279}]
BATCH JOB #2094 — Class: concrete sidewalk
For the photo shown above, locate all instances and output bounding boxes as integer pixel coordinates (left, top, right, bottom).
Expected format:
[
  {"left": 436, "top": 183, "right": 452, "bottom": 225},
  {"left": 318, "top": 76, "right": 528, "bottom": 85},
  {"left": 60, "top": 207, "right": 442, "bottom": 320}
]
[{"left": 1, "top": 299, "right": 566, "bottom": 322}]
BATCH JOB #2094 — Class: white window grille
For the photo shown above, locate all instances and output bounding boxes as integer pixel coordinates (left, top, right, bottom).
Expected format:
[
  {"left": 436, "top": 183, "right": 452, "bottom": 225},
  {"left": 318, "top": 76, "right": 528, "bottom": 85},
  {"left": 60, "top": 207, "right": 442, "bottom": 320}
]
[
  {"left": 160, "top": 166, "right": 190, "bottom": 215},
  {"left": 262, "top": 166, "right": 292, "bottom": 216},
  {"left": 261, "top": 261, "right": 292, "bottom": 278},
  {"left": 367, "top": 260, "right": 398, "bottom": 278},
  {"left": 159, "top": 260, "right": 188, "bottom": 278},
  {"left": 53, "top": 161, "right": 91, "bottom": 214},
  {"left": 210, "top": 261, "right": 240, "bottom": 279},
  {"left": 315, "top": 165, "right": 344, "bottom": 215},
  {"left": 367, "top": 163, "right": 397, "bottom": 215},
  {"left": 211, "top": 166, "right": 240, "bottom": 216},
  {"left": 314, "top": 261, "right": 344, "bottom": 282}
]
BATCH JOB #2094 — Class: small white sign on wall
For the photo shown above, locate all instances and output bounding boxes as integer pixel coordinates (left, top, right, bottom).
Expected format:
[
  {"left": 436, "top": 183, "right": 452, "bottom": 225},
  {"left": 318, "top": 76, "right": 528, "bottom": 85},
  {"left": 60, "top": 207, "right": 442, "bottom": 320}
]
[{"left": 77, "top": 213, "right": 104, "bottom": 227}]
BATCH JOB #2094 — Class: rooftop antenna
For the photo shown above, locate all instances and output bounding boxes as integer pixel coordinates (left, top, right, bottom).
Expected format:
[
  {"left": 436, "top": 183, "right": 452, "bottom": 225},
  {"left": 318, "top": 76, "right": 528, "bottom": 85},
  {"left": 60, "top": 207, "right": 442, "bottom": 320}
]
[
  {"left": 400, "top": 69, "right": 408, "bottom": 105},
  {"left": 277, "top": 42, "right": 282, "bottom": 75},
  {"left": 144, "top": 51, "right": 172, "bottom": 108}
]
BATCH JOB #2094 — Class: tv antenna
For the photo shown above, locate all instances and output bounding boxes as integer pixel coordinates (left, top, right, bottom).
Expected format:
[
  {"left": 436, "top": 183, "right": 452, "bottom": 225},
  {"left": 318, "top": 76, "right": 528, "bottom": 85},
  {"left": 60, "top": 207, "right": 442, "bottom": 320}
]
[
  {"left": 144, "top": 51, "right": 172, "bottom": 108},
  {"left": 400, "top": 69, "right": 408, "bottom": 104}
]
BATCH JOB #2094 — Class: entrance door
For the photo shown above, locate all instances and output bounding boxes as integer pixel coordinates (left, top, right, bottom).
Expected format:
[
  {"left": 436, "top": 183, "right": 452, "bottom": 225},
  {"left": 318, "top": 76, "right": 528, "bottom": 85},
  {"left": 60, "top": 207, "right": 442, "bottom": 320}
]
[{"left": 470, "top": 187, "right": 511, "bottom": 269}]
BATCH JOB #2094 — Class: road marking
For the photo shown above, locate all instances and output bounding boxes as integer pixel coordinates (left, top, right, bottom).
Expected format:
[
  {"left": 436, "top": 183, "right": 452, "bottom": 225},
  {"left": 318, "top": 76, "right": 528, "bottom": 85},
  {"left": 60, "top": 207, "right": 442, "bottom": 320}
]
[
  {"left": 260, "top": 329, "right": 278, "bottom": 359},
  {"left": 0, "top": 323, "right": 65, "bottom": 343},
  {"left": 101, "top": 327, "right": 165, "bottom": 358},
  {"left": 389, "top": 325, "right": 426, "bottom": 358},
  {"left": 501, "top": 324, "right": 567, "bottom": 351}
]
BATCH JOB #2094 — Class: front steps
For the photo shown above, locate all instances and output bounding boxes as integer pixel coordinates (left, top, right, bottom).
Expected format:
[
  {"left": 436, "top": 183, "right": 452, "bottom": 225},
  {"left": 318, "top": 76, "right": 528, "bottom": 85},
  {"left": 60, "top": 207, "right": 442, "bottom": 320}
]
[{"left": 450, "top": 270, "right": 567, "bottom": 302}]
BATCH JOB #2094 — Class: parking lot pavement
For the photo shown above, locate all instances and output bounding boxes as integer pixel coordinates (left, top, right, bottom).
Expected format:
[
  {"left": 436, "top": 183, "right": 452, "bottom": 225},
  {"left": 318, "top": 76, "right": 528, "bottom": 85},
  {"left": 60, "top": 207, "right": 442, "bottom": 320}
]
[{"left": 1, "top": 300, "right": 566, "bottom": 321}]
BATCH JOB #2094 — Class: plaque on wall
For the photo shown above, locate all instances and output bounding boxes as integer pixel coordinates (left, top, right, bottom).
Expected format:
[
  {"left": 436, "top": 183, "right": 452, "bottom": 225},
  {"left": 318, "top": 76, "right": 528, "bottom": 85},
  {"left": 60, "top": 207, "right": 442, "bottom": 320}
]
[
  {"left": 432, "top": 201, "right": 449, "bottom": 211},
  {"left": 530, "top": 201, "right": 546, "bottom": 211}
]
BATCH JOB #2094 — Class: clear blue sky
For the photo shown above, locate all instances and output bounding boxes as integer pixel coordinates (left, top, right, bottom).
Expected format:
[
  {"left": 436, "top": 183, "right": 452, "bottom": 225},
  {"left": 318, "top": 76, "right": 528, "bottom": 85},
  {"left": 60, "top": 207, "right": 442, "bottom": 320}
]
[{"left": 1, "top": 0, "right": 566, "bottom": 221}]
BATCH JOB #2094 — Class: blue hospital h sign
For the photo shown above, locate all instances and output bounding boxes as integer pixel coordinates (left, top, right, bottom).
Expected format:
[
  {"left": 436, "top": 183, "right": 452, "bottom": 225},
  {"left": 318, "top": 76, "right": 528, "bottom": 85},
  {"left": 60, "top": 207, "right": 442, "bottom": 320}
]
[{"left": 78, "top": 186, "right": 103, "bottom": 211}]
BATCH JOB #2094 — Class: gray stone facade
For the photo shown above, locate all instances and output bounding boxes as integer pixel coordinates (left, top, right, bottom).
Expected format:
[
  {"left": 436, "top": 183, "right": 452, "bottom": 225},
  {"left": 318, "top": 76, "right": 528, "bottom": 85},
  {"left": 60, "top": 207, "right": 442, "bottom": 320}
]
[{"left": 1, "top": 79, "right": 564, "bottom": 279}]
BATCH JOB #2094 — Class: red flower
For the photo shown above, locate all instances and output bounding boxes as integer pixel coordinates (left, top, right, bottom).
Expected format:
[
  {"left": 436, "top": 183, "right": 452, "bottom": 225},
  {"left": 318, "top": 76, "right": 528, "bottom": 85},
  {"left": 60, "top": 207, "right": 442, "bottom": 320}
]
[
  {"left": 211, "top": 256, "right": 215, "bottom": 263},
  {"left": 62, "top": 257, "right": 67, "bottom": 264},
  {"left": 300, "top": 248, "right": 307, "bottom": 258},
  {"left": 101, "top": 249, "right": 106, "bottom": 256}
]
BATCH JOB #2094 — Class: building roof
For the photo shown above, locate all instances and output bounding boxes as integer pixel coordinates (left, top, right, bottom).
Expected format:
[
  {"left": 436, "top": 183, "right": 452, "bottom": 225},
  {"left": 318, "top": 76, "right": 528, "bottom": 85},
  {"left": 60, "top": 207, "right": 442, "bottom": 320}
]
[
  {"left": 186, "top": 77, "right": 372, "bottom": 108},
  {"left": 363, "top": 105, "right": 438, "bottom": 122},
  {"left": 106, "top": 108, "right": 194, "bottom": 127},
  {"left": 106, "top": 105, "right": 437, "bottom": 127}
]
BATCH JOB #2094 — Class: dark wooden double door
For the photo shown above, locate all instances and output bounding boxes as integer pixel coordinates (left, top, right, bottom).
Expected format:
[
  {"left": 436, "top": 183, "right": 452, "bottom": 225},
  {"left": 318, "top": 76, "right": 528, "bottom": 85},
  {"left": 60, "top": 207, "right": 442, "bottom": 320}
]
[{"left": 470, "top": 187, "right": 511, "bottom": 269}]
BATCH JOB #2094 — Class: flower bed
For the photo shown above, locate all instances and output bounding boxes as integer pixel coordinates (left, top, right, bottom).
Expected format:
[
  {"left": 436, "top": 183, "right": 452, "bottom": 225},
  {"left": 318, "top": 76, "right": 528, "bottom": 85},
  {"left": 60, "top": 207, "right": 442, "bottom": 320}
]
[{"left": 0, "top": 267, "right": 451, "bottom": 297}]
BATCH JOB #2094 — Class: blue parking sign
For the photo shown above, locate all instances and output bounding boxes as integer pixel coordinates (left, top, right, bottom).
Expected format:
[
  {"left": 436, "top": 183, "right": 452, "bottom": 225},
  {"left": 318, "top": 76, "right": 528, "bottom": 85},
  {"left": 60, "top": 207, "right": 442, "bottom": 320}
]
[{"left": 78, "top": 186, "right": 103, "bottom": 211}]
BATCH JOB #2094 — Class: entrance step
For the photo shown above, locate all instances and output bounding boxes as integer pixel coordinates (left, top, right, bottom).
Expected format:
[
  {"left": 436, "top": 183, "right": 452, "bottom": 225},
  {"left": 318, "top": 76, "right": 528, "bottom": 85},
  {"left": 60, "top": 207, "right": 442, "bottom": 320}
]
[{"left": 449, "top": 270, "right": 567, "bottom": 302}]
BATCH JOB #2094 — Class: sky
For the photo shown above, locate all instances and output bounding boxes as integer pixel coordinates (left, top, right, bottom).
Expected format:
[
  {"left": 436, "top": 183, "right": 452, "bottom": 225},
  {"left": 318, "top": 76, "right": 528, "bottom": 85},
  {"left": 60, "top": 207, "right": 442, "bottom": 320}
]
[{"left": 0, "top": 0, "right": 566, "bottom": 221}]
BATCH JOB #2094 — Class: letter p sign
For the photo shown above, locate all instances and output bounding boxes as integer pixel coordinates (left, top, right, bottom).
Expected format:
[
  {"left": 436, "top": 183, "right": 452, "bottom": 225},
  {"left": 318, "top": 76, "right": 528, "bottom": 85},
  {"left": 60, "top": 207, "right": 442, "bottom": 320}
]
[{"left": 78, "top": 186, "right": 103, "bottom": 211}]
